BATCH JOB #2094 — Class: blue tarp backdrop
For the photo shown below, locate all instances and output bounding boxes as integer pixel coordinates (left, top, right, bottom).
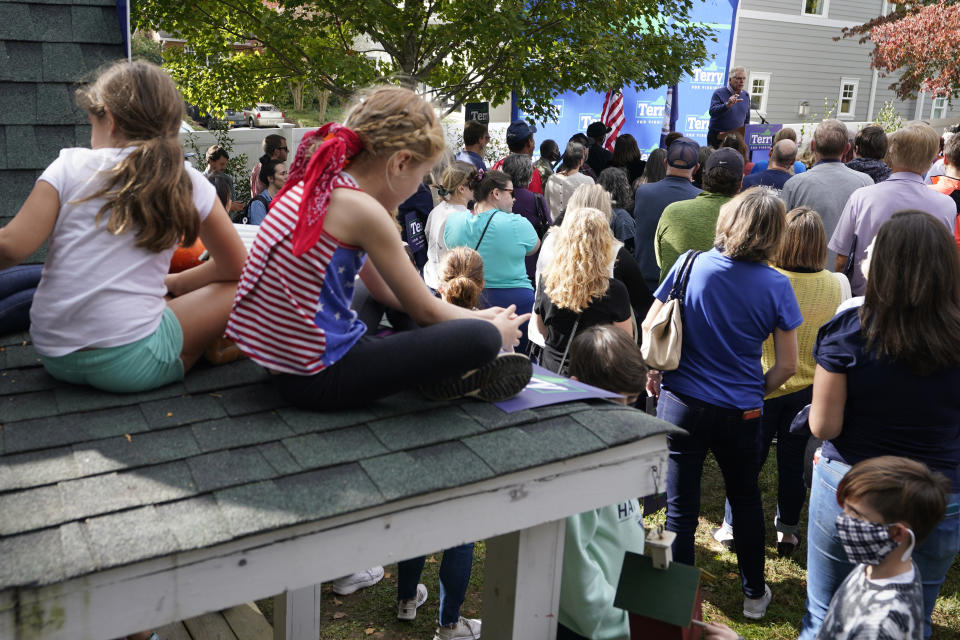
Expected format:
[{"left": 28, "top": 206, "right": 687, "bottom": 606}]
[{"left": 513, "top": 0, "right": 740, "bottom": 157}]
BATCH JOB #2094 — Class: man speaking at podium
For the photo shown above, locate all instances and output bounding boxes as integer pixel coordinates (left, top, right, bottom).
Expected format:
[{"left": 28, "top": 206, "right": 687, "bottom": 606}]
[{"left": 708, "top": 67, "right": 750, "bottom": 149}]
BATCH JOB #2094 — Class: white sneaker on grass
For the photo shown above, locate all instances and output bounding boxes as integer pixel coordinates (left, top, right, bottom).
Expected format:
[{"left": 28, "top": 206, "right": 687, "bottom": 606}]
[
  {"left": 434, "top": 616, "right": 481, "bottom": 640},
  {"left": 397, "top": 583, "right": 428, "bottom": 621},
  {"left": 330, "top": 566, "right": 385, "bottom": 595},
  {"left": 743, "top": 584, "right": 772, "bottom": 620}
]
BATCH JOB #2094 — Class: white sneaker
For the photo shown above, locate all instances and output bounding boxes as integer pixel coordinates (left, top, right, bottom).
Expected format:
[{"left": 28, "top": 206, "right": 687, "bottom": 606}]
[
  {"left": 397, "top": 583, "right": 428, "bottom": 621},
  {"left": 434, "top": 616, "right": 481, "bottom": 640},
  {"left": 743, "top": 584, "right": 772, "bottom": 620},
  {"left": 711, "top": 524, "right": 735, "bottom": 552},
  {"left": 330, "top": 566, "right": 385, "bottom": 595}
]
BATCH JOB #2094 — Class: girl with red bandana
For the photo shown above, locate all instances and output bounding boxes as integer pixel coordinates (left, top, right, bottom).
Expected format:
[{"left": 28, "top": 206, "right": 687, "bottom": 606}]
[{"left": 226, "top": 86, "right": 532, "bottom": 409}]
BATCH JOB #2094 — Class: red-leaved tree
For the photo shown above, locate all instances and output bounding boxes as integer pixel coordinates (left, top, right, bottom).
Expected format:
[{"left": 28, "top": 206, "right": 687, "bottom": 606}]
[{"left": 840, "top": 0, "right": 960, "bottom": 99}]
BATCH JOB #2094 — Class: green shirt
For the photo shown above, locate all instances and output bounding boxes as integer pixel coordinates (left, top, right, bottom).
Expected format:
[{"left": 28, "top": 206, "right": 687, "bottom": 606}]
[{"left": 655, "top": 192, "right": 731, "bottom": 284}]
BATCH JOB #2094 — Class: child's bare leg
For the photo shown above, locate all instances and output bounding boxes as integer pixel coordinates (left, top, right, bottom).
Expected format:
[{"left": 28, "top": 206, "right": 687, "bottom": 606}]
[{"left": 167, "top": 281, "right": 238, "bottom": 371}]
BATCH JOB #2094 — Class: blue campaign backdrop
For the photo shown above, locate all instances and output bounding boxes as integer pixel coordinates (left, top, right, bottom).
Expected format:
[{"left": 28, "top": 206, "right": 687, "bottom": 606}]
[{"left": 514, "top": 0, "right": 739, "bottom": 158}]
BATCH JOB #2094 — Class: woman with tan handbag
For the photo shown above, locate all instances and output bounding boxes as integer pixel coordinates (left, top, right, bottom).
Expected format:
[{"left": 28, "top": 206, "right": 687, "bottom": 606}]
[{"left": 641, "top": 187, "right": 801, "bottom": 621}]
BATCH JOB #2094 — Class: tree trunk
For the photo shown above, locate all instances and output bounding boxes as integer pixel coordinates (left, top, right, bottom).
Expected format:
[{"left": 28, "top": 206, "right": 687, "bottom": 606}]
[
  {"left": 288, "top": 80, "right": 306, "bottom": 111},
  {"left": 315, "top": 87, "right": 330, "bottom": 122}
]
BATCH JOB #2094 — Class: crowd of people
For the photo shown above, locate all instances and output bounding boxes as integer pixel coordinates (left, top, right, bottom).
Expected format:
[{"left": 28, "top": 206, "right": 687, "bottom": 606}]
[{"left": 0, "top": 59, "right": 958, "bottom": 640}]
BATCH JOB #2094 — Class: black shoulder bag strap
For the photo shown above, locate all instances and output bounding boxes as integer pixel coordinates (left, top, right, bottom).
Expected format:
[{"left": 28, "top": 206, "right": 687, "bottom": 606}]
[
  {"left": 669, "top": 250, "right": 702, "bottom": 320},
  {"left": 474, "top": 211, "right": 497, "bottom": 251},
  {"left": 842, "top": 234, "right": 858, "bottom": 281},
  {"left": 557, "top": 315, "right": 581, "bottom": 376}
]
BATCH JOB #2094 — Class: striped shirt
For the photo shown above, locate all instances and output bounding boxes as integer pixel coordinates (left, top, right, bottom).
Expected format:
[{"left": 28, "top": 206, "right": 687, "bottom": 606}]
[{"left": 226, "top": 175, "right": 367, "bottom": 375}]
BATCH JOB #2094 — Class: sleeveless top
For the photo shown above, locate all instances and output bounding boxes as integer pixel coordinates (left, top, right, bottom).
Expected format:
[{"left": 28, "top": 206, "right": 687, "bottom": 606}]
[{"left": 226, "top": 174, "right": 367, "bottom": 375}]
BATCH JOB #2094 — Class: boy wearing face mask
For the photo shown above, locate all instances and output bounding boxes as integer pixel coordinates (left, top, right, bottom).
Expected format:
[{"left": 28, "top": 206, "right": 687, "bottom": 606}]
[{"left": 704, "top": 455, "right": 949, "bottom": 640}]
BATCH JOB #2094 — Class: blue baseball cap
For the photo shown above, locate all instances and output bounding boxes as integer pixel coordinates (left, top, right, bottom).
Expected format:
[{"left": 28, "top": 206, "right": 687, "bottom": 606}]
[{"left": 506, "top": 120, "right": 537, "bottom": 146}]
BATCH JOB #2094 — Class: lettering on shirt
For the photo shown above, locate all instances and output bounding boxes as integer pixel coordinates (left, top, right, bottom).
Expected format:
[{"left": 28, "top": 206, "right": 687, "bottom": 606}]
[{"left": 617, "top": 499, "right": 638, "bottom": 522}]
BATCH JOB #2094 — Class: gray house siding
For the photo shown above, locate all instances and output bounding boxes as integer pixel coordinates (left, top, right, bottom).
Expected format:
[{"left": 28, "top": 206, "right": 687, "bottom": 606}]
[
  {"left": 740, "top": 0, "right": 885, "bottom": 21},
  {"left": 733, "top": 15, "right": 918, "bottom": 125},
  {"left": 828, "top": 0, "right": 886, "bottom": 24},
  {"left": 740, "top": 0, "right": 799, "bottom": 17}
]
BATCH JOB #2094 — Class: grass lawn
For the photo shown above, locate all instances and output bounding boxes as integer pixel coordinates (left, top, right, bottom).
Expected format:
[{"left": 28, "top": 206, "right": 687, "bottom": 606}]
[
  {"left": 285, "top": 106, "right": 345, "bottom": 128},
  {"left": 258, "top": 449, "right": 960, "bottom": 639}
]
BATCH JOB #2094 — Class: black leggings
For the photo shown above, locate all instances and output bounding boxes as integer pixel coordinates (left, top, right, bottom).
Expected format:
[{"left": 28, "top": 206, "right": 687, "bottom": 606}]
[{"left": 277, "top": 319, "right": 501, "bottom": 410}]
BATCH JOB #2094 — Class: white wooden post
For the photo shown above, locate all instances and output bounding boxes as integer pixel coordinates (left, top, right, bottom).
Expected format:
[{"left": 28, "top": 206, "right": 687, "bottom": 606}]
[
  {"left": 482, "top": 518, "right": 566, "bottom": 639},
  {"left": 273, "top": 583, "right": 322, "bottom": 640}
]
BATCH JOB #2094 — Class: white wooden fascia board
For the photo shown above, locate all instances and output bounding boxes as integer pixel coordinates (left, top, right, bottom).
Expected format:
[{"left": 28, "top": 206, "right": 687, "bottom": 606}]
[
  {"left": 739, "top": 9, "right": 858, "bottom": 30},
  {"left": 3, "top": 436, "right": 668, "bottom": 640}
]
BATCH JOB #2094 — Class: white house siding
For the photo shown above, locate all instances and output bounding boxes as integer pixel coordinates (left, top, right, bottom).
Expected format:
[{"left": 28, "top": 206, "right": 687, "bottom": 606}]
[{"left": 732, "top": 9, "right": 919, "bottom": 125}]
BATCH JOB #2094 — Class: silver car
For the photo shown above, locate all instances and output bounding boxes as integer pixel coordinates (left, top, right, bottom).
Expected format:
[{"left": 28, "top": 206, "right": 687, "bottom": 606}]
[{"left": 242, "top": 103, "right": 285, "bottom": 128}]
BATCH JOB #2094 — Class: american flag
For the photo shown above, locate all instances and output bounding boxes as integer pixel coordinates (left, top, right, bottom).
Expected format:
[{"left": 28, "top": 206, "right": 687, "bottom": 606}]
[{"left": 601, "top": 89, "right": 625, "bottom": 151}]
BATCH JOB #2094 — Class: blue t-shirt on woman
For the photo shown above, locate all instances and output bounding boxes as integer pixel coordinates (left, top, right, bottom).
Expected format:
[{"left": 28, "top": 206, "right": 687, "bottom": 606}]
[
  {"left": 444, "top": 209, "right": 538, "bottom": 290},
  {"left": 814, "top": 307, "right": 960, "bottom": 491},
  {"left": 655, "top": 248, "right": 802, "bottom": 410}
]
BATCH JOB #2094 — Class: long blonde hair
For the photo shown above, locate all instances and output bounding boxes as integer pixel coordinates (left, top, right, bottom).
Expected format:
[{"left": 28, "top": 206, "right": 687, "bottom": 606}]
[
  {"left": 565, "top": 183, "right": 612, "bottom": 221},
  {"left": 543, "top": 207, "right": 617, "bottom": 312},
  {"left": 75, "top": 60, "right": 198, "bottom": 252}
]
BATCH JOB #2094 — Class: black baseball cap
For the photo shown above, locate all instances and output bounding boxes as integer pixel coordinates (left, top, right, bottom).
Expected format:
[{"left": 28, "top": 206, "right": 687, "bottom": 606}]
[
  {"left": 666, "top": 137, "right": 700, "bottom": 169},
  {"left": 586, "top": 121, "right": 612, "bottom": 138}
]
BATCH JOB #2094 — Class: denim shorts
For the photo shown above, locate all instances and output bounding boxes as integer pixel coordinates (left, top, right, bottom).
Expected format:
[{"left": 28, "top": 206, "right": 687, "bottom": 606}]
[{"left": 40, "top": 307, "right": 185, "bottom": 393}]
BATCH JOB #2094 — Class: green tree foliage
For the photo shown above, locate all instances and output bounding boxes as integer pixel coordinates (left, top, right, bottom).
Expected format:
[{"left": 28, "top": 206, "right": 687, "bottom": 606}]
[
  {"left": 136, "top": 0, "right": 715, "bottom": 120},
  {"left": 131, "top": 31, "right": 164, "bottom": 65}
]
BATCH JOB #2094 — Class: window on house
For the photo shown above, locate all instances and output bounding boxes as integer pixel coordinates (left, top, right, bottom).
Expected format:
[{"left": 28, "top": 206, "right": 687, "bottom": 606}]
[
  {"left": 931, "top": 96, "right": 949, "bottom": 120},
  {"left": 749, "top": 72, "right": 771, "bottom": 115},
  {"left": 803, "top": 0, "right": 828, "bottom": 16},
  {"left": 838, "top": 78, "right": 859, "bottom": 119}
]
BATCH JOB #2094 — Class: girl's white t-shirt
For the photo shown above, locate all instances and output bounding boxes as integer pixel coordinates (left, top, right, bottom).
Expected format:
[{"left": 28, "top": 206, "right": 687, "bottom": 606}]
[
  {"left": 422, "top": 200, "right": 468, "bottom": 290},
  {"left": 30, "top": 147, "right": 216, "bottom": 356}
]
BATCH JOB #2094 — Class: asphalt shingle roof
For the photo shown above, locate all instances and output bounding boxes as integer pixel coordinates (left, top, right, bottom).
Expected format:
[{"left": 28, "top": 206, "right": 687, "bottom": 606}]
[
  {"left": 0, "top": 0, "right": 124, "bottom": 263},
  {"left": 0, "top": 329, "right": 680, "bottom": 591}
]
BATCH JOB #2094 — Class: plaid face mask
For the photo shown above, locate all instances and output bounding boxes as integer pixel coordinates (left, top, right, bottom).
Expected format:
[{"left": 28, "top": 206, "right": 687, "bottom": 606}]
[{"left": 835, "top": 513, "right": 900, "bottom": 565}]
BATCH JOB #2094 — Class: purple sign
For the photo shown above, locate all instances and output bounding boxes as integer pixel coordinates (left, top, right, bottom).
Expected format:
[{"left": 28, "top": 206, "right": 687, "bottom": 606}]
[{"left": 493, "top": 364, "right": 622, "bottom": 413}]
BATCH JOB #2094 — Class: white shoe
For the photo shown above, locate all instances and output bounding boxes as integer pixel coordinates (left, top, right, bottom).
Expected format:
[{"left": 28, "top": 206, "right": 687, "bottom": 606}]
[
  {"left": 743, "top": 584, "right": 772, "bottom": 620},
  {"left": 330, "top": 566, "right": 385, "bottom": 595},
  {"left": 434, "top": 616, "right": 481, "bottom": 640},
  {"left": 397, "top": 583, "right": 428, "bottom": 621}
]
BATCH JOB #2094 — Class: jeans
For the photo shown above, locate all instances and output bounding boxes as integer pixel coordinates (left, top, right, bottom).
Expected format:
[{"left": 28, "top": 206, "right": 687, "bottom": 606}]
[
  {"left": 0, "top": 265, "right": 42, "bottom": 336},
  {"left": 480, "top": 287, "right": 534, "bottom": 354},
  {"left": 798, "top": 456, "right": 960, "bottom": 640},
  {"left": 278, "top": 319, "right": 501, "bottom": 410},
  {"left": 398, "top": 543, "right": 474, "bottom": 626},
  {"left": 723, "top": 387, "right": 811, "bottom": 535},
  {"left": 658, "top": 389, "right": 766, "bottom": 598}
]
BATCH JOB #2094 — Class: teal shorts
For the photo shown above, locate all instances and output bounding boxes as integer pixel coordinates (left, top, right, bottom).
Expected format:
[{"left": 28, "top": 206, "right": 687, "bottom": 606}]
[{"left": 40, "top": 307, "right": 185, "bottom": 393}]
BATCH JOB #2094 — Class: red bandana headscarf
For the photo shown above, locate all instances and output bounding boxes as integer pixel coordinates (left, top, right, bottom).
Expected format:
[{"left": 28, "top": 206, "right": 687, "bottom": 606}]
[{"left": 275, "top": 122, "right": 364, "bottom": 256}]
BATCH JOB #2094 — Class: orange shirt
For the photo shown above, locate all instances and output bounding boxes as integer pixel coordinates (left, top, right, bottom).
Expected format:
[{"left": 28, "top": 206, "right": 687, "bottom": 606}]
[{"left": 929, "top": 175, "right": 960, "bottom": 252}]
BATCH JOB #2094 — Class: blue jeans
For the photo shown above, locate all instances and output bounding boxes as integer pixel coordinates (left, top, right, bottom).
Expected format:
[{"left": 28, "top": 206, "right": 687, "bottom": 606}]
[
  {"left": 658, "top": 389, "right": 766, "bottom": 598},
  {"left": 723, "top": 387, "right": 811, "bottom": 535},
  {"left": 397, "top": 543, "right": 474, "bottom": 626},
  {"left": 799, "top": 456, "right": 960, "bottom": 640},
  {"left": 0, "top": 265, "right": 42, "bottom": 336},
  {"left": 480, "top": 287, "right": 534, "bottom": 353}
]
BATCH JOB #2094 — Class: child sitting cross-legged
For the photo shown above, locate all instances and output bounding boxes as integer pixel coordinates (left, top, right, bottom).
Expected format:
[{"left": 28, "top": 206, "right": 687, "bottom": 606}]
[
  {"left": 557, "top": 324, "right": 647, "bottom": 640},
  {"left": 705, "top": 455, "right": 950, "bottom": 640}
]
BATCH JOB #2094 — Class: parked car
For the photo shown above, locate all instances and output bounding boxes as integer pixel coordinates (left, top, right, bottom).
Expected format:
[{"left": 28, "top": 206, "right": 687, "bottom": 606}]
[
  {"left": 242, "top": 103, "right": 285, "bottom": 128},
  {"left": 203, "top": 109, "right": 245, "bottom": 129}
]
